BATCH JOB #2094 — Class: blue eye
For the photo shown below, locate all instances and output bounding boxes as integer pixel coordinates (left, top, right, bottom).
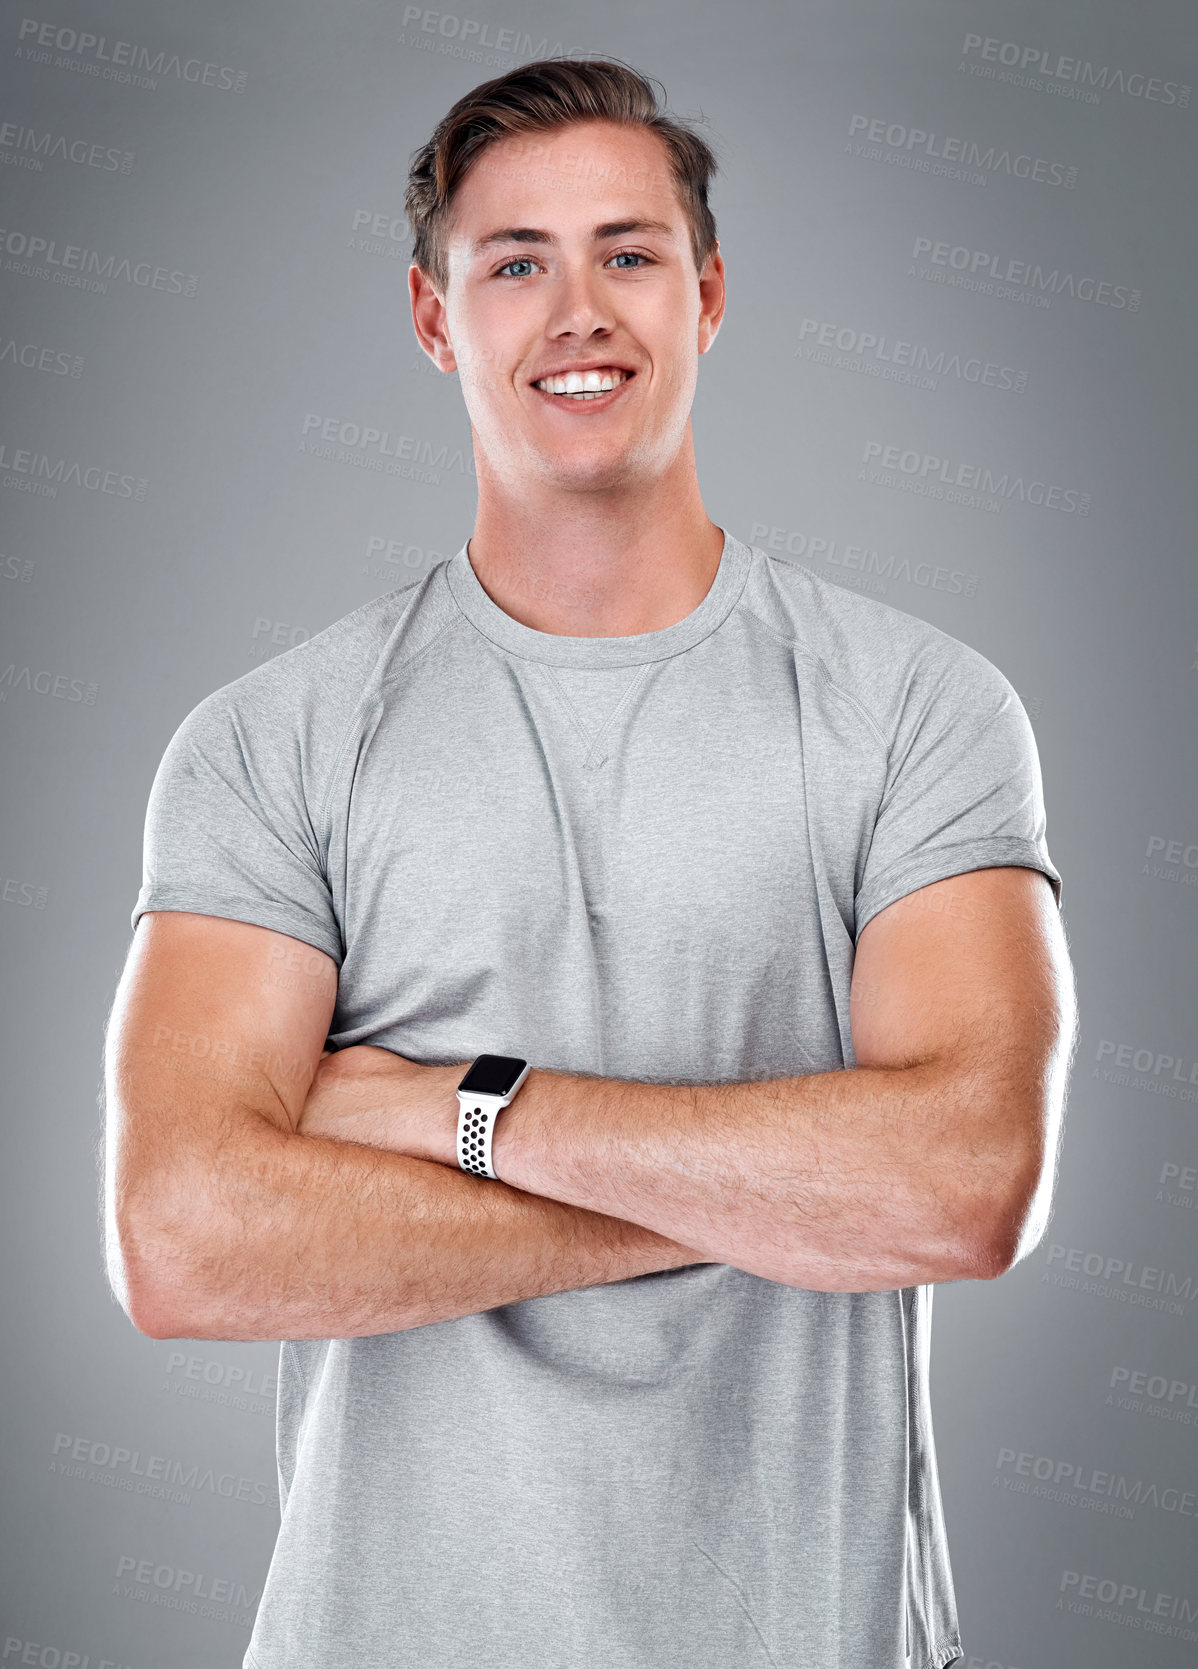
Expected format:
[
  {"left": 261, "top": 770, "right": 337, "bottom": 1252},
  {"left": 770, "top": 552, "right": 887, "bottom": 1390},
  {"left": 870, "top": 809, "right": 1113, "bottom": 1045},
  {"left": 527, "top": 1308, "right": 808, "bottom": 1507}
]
[{"left": 495, "top": 250, "right": 654, "bottom": 279}]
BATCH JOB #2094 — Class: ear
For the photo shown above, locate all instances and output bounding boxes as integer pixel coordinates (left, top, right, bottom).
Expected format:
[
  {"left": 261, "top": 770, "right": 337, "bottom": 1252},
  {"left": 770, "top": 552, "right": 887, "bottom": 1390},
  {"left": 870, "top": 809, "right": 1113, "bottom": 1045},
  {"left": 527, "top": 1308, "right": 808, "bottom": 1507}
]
[
  {"left": 409, "top": 263, "right": 457, "bottom": 373},
  {"left": 697, "top": 241, "right": 725, "bottom": 354}
]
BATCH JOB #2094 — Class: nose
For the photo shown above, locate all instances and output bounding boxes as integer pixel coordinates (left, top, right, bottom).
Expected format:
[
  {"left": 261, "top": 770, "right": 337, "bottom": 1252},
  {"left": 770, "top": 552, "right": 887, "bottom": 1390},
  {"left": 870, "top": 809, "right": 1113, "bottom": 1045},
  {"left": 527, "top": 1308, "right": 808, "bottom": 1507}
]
[{"left": 544, "top": 260, "right": 618, "bottom": 343}]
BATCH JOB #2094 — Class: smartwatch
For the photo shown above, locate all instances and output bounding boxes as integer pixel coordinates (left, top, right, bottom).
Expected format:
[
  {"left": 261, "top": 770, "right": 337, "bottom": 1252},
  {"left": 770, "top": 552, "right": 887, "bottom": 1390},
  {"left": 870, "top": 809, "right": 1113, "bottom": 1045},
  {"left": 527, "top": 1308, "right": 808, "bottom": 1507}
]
[{"left": 455, "top": 1054, "right": 530, "bottom": 1179}]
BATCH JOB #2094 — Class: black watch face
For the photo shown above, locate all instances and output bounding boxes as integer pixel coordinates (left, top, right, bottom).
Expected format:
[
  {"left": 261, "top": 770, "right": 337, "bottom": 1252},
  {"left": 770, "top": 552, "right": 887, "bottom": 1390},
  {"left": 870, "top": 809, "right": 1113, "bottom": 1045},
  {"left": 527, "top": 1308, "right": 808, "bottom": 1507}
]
[{"left": 458, "top": 1054, "right": 527, "bottom": 1098}]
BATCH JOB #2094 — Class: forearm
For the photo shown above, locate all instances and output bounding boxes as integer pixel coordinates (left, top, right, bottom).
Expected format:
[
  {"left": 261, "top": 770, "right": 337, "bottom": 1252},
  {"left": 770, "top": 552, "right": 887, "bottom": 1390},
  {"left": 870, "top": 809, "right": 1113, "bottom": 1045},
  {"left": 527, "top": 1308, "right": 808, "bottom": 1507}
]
[
  {"left": 138, "top": 1121, "right": 706, "bottom": 1341},
  {"left": 490, "top": 1058, "right": 1006, "bottom": 1290}
]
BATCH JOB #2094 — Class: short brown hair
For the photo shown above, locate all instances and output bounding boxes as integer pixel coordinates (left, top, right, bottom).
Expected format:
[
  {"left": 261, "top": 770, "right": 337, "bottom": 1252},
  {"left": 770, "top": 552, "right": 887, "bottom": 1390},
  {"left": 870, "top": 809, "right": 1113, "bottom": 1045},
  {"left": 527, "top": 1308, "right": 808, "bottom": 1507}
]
[{"left": 405, "top": 56, "right": 720, "bottom": 295}]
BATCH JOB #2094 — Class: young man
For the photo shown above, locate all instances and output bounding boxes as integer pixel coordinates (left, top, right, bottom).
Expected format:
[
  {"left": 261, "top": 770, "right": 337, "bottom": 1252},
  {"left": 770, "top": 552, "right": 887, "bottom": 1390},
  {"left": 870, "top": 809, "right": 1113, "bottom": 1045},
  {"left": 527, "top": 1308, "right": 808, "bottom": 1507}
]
[{"left": 105, "top": 57, "right": 1075, "bottom": 1669}]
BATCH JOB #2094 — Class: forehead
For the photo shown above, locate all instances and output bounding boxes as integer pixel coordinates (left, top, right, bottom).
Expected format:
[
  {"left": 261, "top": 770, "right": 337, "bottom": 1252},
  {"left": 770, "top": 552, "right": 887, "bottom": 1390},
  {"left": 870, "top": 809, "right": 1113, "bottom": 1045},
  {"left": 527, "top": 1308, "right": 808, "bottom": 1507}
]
[{"left": 447, "top": 119, "right": 685, "bottom": 247}]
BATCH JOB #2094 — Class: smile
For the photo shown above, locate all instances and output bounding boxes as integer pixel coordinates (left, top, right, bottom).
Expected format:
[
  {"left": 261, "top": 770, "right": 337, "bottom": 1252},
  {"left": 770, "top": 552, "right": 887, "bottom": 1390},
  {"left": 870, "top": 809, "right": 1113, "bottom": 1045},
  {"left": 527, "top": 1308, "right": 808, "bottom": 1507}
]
[{"left": 531, "top": 367, "right": 634, "bottom": 403}]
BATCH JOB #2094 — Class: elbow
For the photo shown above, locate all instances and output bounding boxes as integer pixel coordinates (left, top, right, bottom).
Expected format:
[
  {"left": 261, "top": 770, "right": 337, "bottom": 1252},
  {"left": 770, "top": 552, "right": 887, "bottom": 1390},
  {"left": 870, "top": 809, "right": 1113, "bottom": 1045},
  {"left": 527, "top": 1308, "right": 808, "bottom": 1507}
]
[
  {"left": 969, "top": 1013, "right": 1072, "bottom": 1281},
  {"left": 125, "top": 1256, "right": 198, "bottom": 1339},
  {"left": 125, "top": 1282, "right": 190, "bottom": 1341},
  {"left": 969, "top": 1221, "right": 1023, "bottom": 1282},
  {"left": 108, "top": 1190, "right": 202, "bottom": 1340},
  {"left": 110, "top": 1256, "right": 192, "bottom": 1341},
  {"left": 965, "top": 1158, "right": 1046, "bottom": 1281},
  {"left": 115, "top": 1258, "right": 196, "bottom": 1342}
]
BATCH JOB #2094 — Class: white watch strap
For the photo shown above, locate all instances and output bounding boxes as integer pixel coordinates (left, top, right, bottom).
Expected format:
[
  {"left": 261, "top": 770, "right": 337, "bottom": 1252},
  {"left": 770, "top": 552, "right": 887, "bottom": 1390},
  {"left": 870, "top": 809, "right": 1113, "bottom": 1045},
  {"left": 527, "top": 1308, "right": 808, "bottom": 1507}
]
[{"left": 456, "top": 1091, "right": 507, "bottom": 1179}]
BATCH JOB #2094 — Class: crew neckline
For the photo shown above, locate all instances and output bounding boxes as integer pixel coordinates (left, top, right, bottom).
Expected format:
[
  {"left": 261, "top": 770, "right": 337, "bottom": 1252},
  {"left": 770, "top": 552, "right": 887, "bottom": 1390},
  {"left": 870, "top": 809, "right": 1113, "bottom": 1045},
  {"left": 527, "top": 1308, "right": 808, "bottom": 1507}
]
[{"left": 444, "top": 526, "right": 752, "bottom": 667}]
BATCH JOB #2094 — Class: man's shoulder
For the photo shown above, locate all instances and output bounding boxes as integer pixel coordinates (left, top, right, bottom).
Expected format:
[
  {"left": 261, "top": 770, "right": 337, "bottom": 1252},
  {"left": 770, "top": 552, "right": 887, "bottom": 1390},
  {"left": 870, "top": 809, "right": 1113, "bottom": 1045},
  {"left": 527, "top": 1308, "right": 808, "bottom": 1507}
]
[
  {"left": 740, "top": 545, "right": 1017, "bottom": 737},
  {"left": 188, "top": 564, "right": 456, "bottom": 732},
  {"left": 151, "top": 563, "right": 465, "bottom": 801}
]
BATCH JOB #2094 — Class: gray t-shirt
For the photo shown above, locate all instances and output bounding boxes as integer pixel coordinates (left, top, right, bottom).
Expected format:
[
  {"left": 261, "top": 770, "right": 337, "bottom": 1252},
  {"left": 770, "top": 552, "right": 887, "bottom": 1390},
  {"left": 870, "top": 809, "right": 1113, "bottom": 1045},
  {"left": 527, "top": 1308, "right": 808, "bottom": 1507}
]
[{"left": 131, "top": 528, "right": 1062, "bottom": 1669}]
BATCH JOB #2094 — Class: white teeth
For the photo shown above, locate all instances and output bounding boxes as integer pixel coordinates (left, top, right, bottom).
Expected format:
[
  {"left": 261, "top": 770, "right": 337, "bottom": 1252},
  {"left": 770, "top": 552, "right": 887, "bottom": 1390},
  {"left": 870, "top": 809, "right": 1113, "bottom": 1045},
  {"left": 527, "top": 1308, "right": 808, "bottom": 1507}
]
[{"left": 534, "top": 368, "right": 628, "bottom": 396}]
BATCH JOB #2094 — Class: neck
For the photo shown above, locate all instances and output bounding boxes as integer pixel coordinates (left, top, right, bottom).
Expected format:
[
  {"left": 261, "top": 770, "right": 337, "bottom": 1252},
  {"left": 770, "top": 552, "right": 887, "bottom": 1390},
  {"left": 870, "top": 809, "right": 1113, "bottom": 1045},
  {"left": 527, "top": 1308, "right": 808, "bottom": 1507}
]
[{"left": 465, "top": 431, "right": 724, "bottom": 639}]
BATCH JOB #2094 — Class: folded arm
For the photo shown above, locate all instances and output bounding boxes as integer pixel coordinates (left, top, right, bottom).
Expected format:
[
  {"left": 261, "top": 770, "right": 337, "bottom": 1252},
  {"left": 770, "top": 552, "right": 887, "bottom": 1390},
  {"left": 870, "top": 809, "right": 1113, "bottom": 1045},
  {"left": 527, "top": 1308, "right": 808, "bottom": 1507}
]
[
  {"left": 314, "top": 866, "right": 1076, "bottom": 1290},
  {"left": 105, "top": 864, "right": 1075, "bottom": 1341},
  {"left": 489, "top": 865, "right": 1076, "bottom": 1287},
  {"left": 103, "top": 913, "right": 707, "bottom": 1343}
]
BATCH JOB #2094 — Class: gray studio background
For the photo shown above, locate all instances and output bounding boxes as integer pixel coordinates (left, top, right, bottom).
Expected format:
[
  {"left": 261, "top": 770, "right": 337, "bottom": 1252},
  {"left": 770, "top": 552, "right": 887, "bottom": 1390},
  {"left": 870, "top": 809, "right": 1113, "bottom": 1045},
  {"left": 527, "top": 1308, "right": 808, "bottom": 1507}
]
[{"left": 2, "top": 1, "right": 1196, "bottom": 1665}]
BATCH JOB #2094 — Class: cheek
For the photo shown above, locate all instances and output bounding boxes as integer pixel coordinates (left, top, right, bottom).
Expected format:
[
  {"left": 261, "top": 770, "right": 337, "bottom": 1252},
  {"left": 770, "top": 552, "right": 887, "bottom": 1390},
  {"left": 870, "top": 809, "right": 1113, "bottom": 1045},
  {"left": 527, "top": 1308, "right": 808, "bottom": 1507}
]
[
  {"left": 452, "top": 325, "right": 497, "bottom": 384},
  {"left": 648, "top": 308, "right": 698, "bottom": 379},
  {"left": 446, "top": 300, "right": 510, "bottom": 389}
]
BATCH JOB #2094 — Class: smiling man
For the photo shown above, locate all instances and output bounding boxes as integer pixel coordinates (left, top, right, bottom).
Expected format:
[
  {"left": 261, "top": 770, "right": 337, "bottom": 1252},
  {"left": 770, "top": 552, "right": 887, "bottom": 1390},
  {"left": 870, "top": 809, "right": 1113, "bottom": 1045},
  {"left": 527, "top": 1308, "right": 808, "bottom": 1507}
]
[{"left": 105, "top": 57, "right": 1076, "bottom": 1669}]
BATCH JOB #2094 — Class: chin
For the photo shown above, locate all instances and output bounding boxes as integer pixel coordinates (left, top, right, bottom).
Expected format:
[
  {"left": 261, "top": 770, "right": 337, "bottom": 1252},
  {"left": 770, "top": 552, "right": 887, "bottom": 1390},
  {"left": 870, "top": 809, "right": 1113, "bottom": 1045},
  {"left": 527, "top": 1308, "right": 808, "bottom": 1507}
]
[
  {"left": 541, "top": 432, "right": 667, "bottom": 483},
  {"left": 524, "top": 448, "right": 633, "bottom": 490}
]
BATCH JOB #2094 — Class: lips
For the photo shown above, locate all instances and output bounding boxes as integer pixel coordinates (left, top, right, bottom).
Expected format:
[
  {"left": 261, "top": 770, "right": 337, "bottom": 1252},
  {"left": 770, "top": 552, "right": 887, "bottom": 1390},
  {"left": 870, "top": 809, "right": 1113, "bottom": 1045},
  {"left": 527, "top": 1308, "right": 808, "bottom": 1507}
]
[
  {"left": 530, "top": 364, "right": 638, "bottom": 387},
  {"left": 528, "top": 372, "right": 634, "bottom": 411}
]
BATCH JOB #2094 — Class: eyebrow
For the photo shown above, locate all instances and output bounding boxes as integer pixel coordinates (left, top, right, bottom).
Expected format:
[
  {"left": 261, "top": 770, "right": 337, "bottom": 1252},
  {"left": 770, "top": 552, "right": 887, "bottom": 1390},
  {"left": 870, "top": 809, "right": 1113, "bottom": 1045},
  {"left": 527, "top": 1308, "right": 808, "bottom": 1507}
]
[{"left": 470, "top": 218, "right": 678, "bottom": 255}]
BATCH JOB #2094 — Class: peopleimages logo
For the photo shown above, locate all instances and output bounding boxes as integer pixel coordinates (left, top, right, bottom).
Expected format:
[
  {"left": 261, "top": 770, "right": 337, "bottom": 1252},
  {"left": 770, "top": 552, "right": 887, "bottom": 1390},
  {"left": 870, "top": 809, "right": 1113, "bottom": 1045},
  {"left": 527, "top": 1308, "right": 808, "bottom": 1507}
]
[
  {"left": 162, "top": 1348, "right": 276, "bottom": 1415},
  {"left": 1057, "top": 1571, "right": 1198, "bottom": 1643},
  {"left": 298, "top": 413, "right": 475, "bottom": 482},
  {"left": 1092, "top": 1036, "right": 1198, "bottom": 1102},
  {"left": 748, "top": 521, "right": 978, "bottom": 600},
  {"left": 0, "top": 334, "right": 82, "bottom": 376},
  {"left": 1142, "top": 832, "right": 1198, "bottom": 886},
  {"left": 0, "top": 119, "right": 133, "bottom": 175},
  {"left": 397, "top": 6, "right": 587, "bottom": 63},
  {"left": 0, "top": 439, "right": 147, "bottom": 500},
  {"left": 1043, "top": 1242, "right": 1194, "bottom": 1314},
  {"left": 362, "top": 534, "right": 453, "bottom": 580},
  {"left": 860, "top": 440, "right": 1089, "bottom": 515},
  {"left": 14, "top": 17, "right": 248, "bottom": 92},
  {"left": 1158, "top": 1161, "right": 1198, "bottom": 1214},
  {"left": 0, "top": 664, "right": 97, "bottom": 703},
  {"left": 959, "top": 34, "right": 1191, "bottom": 109},
  {"left": 994, "top": 1445, "right": 1196, "bottom": 1519},
  {"left": 1108, "top": 1363, "right": 1198, "bottom": 1425},
  {"left": 0, "top": 225, "right": 197, "bottom": 296},
  {"left": 795, "top": 316, "right": 1027, "bottom": 394},
  {"left": 50, "top": 1431, "right": 278, "bottom": 1508},
  {"left": 910, "top": 236, "right": 1140, "bottom": 311},
  {"left": 348, "top": 207, "right": 409, "bottom": 259},
  {"left": 1, "top": 1637, "right": 132, "bottom": 1668},
  {"left": 1, "top": 874, "right": 48, "bottom": 908},
  {"left": 847, "top": 112, "right": 1077, "bottom": 188},
  {"left": 113, "top": 1553, "right": 262, "bottom": 1621}
]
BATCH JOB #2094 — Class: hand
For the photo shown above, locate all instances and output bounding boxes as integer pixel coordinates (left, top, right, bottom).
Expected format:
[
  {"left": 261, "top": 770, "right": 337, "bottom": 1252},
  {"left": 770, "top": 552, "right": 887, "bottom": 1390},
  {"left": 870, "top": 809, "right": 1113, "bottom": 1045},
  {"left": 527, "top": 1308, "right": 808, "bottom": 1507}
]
[{"left": 297, "top": 1045, "right": 467, "bottom": 1165}]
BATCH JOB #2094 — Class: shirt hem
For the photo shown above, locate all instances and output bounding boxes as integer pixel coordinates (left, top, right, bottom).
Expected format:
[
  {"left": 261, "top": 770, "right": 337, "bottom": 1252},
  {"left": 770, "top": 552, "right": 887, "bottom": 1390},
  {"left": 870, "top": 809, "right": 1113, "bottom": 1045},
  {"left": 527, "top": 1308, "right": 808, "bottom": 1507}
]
[
  {"left": 922, "top": 1637, "right": 965, "bottom": 1669},
  {"left": 241, "top": 1639, "right": 965, "bottom": 1668},
  {"left": 855, "top": 836, "right": 1062, "bottom": 938},
  {"left": 130, "top": 890, "right": 344, "bottom": 967}
]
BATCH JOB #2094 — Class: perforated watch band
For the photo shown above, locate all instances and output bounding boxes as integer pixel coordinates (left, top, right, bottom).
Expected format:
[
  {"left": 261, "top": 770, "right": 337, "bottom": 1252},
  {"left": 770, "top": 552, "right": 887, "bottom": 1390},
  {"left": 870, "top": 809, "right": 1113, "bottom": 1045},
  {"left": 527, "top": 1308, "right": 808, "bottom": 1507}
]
[{"left": 456, "top": 1092, "right": 507, "bottom": 1179}]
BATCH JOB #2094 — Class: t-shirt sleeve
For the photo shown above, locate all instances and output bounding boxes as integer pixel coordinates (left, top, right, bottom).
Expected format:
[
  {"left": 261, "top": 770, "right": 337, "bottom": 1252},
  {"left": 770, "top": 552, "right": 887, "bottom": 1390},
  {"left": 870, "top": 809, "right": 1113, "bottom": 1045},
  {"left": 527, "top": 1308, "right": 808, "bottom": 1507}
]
[
  {"left": 853, "top": 638, "right": 1063, "bottom": 939},
  {"left": 130, "top": 682, "right": 344, "bottom": 966}
]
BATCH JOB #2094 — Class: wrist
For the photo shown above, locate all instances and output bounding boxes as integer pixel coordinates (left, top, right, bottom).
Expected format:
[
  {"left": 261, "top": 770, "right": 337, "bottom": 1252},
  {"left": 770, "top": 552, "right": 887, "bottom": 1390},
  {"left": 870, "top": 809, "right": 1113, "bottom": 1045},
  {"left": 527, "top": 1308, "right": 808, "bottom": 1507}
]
[
  {"left": 456, "top": 1057, "right": 534, "bottom": 1179},
  {"left": 434, "top": 1063, "right": 465, "bottom": 1165},
  {"left": 300, "top": 1050, "right": 466, "bottom": 1165},
  {"left": 364, "top": 1064, "right": 462, "bottom": 1166},
  {"left": 486, "top": 1065, "right": 546, "bottom": 1184}
]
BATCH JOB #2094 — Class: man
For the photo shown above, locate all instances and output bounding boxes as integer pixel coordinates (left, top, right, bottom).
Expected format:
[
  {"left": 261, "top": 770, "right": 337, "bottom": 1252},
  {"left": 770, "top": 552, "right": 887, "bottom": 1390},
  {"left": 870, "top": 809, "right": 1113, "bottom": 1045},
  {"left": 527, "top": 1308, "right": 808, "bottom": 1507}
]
[{"left": 104, "top": 56, "right": 1076, "bottom": 1669}]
